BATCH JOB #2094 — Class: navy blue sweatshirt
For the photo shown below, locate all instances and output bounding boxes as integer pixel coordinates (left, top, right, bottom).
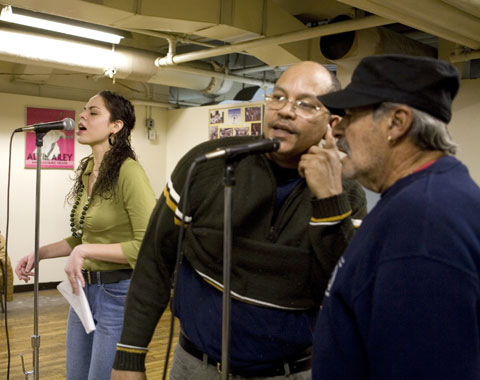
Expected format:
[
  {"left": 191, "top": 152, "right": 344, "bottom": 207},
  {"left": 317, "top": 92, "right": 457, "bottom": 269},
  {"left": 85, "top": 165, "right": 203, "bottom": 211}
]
[{"left": 313, "top": 156, "right": 480, "bottom": 379}]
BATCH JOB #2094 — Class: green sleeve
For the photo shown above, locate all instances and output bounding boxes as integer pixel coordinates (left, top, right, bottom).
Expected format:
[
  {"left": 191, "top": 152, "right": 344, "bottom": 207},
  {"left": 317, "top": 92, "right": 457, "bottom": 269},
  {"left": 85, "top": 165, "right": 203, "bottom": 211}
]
[
  {"left": 117, "top": 159, "right": 157, "bottom": 267},
  {"left": 64, "top": 235, "right": 82, "bottom": 249}
]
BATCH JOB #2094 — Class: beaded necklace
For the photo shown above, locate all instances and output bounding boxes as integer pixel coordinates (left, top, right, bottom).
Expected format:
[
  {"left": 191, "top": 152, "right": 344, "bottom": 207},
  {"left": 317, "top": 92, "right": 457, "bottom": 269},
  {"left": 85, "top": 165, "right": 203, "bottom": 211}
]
[{"left": 70, "top": 184, "right": 90, "bottom": 238}]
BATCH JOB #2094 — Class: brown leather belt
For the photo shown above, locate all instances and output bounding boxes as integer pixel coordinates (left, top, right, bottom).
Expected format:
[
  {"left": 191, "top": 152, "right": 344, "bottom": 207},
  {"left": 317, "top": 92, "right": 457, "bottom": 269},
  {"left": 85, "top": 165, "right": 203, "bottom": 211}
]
[
  {"left": 81, "top": 269, "right": 132, "bottom": 285},
  {"left": 179, "top": 332, "right": 312, "bottom": 378}
]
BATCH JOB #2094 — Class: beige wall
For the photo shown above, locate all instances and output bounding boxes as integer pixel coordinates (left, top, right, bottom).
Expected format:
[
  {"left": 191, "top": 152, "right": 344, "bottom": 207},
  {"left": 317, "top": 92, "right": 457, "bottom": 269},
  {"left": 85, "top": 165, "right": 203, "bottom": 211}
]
[
  {"left": 0, "top": 93, "right": 167, "bottom": 285},
  {"left": 166, "top": 101, "right": 265, "bottom": 175},
  {"left": 450, "top": 79, "right": 480, "bottom": 185},
  {"left": 166, "top": 105, "right": 209, "bottom": 176},
  {"left": 2, "top": 77, "right": 479, "bottom": 285}
]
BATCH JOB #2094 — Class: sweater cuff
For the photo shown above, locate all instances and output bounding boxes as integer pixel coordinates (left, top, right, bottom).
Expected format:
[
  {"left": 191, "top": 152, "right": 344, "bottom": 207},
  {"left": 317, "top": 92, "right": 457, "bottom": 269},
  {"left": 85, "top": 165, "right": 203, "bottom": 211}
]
[
  {"left": 310, "top": 192, "right": 351, "bottom": 225},
  {"left": 64, "top": 235, "right": 81, "bottom": 249},
  {"left": 112, "top": 344, "right": 148, "bottom": 372}
]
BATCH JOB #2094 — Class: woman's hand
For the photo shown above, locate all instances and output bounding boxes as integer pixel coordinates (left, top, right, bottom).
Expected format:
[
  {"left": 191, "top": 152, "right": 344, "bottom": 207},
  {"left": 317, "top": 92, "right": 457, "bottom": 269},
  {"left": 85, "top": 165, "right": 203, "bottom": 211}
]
[
  {"left": 15, "top": 253, "right": 36, "bottom": 283},
  {"left": 65, "top": 245, "right": 88, "bottom": 295},
  {"left": 64, "top": 242, "right": 128, "bottom": 294},
  {"left": 15, "top": 240, "right": 73, "bottom": 283}
]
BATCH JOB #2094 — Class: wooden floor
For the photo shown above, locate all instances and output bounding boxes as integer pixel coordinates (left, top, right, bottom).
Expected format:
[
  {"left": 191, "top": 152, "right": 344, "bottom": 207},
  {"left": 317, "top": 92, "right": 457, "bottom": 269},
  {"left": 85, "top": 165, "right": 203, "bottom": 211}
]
[{"left": 0, "top": 289, "right": 178, "bottom": 380}]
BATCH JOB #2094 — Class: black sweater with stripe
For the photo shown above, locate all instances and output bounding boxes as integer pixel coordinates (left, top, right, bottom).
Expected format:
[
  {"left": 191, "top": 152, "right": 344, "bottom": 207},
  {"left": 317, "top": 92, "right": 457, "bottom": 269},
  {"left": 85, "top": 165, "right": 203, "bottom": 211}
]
[{"left": 114, "top": 136, "right": 367, "bottom": 371}]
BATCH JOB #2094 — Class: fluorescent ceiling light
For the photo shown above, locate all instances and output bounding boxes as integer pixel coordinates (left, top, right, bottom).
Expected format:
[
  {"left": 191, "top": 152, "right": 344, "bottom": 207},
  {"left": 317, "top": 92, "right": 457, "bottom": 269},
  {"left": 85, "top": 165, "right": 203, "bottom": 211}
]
[{"left": 0, "top": 5, "right": 124, "bottom": 44}]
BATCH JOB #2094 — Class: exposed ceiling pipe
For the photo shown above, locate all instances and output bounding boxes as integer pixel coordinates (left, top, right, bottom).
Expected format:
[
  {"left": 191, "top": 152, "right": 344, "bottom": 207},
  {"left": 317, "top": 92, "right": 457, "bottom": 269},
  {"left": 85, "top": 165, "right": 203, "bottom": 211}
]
[
  {"left": 131, "top": 99, "right": 172, "bottom": 108},
  {"left": 159, "top": 38, "right": 247, "bottom": 93},
  {"left": 231, "top": 65, "right": 285, "bottom": 75},
  {"left": 155, "top": 15, "right": 392, "bottom": 66},
  {"left": 450, "top": 49, "right": 480, "bottom": 63},
  {"left": 0, "top": 26, "right": 269, "bottom": 92}
]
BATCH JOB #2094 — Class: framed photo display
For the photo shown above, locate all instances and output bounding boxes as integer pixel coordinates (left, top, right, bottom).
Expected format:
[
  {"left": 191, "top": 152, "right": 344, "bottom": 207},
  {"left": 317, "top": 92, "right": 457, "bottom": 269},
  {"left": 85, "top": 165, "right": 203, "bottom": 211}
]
[{"left": 208, "top": 103, "right": 263, "bottom": 140}]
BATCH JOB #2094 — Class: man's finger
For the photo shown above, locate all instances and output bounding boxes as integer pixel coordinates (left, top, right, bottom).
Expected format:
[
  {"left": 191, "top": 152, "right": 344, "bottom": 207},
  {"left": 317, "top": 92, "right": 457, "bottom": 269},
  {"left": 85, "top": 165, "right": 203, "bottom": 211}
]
[{"left": 323, "top": 126, "right": 337, "bottom": 150}]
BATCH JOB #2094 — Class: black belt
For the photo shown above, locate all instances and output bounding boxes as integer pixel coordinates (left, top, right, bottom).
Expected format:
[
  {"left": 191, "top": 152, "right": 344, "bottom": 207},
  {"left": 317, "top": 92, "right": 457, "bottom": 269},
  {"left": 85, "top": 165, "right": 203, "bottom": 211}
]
[
  {"left": 179, "top": 333, "right": 312, "bottom": 378},
  {"left": 81, "top": 269, "right": 132, "bottom": 285}
]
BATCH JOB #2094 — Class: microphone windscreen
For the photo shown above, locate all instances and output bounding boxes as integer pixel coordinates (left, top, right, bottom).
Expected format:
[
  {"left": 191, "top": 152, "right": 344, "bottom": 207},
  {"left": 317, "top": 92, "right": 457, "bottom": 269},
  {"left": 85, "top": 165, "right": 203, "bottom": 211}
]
[{"left": 63, "top": 118, "right": 75, "bottom": 131}]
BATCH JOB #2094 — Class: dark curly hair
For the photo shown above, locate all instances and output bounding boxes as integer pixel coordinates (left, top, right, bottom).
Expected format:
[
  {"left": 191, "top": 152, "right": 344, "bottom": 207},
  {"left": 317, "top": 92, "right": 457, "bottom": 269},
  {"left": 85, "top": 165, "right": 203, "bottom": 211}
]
[{"left": 67, "top": 90, "right": 137, "bottom": 203}]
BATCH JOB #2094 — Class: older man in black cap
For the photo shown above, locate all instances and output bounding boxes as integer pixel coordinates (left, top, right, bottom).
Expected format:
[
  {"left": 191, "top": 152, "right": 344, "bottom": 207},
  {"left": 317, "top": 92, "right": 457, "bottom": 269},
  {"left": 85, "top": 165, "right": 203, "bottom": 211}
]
[{"left": 312, "top": 54, "right": 480, "bottom": 379}]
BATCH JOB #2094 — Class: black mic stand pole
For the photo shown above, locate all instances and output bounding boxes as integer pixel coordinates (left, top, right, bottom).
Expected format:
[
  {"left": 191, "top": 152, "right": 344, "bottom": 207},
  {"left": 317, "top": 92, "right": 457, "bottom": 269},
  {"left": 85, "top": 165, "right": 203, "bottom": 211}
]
[
  {"left": 21, "top": 131, "right": 45, "bottom": 380},
  {"left": 221, "top": 160, "right": 235, "bottom": 380}
]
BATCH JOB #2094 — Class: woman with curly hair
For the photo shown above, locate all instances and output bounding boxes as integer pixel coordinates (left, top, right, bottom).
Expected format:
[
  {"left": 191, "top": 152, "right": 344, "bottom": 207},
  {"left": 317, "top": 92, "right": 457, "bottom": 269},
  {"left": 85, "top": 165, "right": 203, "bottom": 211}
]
[{"left": 15, "top": 90, "right": 157, "bottom": 380}]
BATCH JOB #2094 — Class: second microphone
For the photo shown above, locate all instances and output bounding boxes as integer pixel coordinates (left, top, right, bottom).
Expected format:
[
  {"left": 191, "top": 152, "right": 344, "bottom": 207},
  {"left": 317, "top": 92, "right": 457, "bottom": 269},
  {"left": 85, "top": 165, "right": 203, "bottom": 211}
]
[{"left": 195, "top": 138, "right": 281, "bottom": 163}]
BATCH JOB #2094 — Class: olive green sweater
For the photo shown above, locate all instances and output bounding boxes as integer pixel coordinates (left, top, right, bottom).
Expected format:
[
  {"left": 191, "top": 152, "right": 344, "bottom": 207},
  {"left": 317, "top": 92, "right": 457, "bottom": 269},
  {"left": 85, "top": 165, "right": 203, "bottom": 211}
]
[{"left": 65, "top": 157, "right": 156, "bottom": 270}]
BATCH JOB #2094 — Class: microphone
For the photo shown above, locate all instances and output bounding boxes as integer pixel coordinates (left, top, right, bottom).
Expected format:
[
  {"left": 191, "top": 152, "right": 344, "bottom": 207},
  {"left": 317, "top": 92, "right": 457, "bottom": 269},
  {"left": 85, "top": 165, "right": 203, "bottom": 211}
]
[
  {"left": 195, "top": 138, "right": 281, "bottom": 163},
  {"left": 15, "top": 117, "right": 75, "bottom": 133}
]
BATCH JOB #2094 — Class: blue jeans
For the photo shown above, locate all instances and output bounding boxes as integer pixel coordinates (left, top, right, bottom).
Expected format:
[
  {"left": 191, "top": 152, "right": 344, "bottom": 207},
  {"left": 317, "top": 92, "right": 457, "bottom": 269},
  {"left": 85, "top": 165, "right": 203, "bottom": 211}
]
[
  {"left": 66, "top": 279, "right": 129, "bottom": 380},
  {"left": 170, "top": 343, "right": 312, "bottom": 380}
]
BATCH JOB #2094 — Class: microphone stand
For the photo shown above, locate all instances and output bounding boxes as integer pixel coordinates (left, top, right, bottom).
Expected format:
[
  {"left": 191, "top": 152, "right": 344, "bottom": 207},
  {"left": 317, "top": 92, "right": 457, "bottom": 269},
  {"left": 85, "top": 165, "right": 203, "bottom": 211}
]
[
  {"left": 194, "top": 140, "right": 279, "bottom": 379},
  {"left": 221, "top": 160, "right": 235, "bottom": 380},
  {"left": 20, "top": 131, "right": 45, "bottom": 380}
]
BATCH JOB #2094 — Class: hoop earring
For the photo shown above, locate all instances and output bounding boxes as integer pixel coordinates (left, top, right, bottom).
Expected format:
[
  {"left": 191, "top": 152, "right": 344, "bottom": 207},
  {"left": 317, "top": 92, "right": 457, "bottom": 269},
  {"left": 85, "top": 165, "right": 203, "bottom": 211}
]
[{"left": 108, "top": 133, "right": 116, "bottom": 146}]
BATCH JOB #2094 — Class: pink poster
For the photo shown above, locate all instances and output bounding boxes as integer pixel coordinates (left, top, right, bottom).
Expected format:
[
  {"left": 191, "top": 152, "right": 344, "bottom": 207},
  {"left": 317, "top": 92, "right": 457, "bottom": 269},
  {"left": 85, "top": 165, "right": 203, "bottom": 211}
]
[{"left": 25, "top": 107, "right": 76, "bottom": 169}]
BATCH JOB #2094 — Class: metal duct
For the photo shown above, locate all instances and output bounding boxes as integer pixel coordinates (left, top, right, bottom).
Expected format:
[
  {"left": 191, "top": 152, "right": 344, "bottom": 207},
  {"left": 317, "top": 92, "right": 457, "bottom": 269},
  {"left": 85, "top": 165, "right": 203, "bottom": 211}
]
[{"left": 0, "top": 26, "right": 265, "bottom": 94}]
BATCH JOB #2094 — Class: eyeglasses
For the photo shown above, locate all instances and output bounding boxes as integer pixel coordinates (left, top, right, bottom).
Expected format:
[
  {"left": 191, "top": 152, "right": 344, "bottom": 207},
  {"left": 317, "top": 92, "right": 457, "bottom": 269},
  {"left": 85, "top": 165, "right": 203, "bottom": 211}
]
[{"left": 265, "top": 94, "right": 325, "bottom": 119}]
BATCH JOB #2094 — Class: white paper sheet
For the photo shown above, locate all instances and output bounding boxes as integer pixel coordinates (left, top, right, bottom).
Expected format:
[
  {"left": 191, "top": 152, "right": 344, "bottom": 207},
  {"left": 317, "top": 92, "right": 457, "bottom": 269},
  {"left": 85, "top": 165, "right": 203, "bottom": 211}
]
[{"left": 57, "top": 278, "right": 96, "bottom": 334}]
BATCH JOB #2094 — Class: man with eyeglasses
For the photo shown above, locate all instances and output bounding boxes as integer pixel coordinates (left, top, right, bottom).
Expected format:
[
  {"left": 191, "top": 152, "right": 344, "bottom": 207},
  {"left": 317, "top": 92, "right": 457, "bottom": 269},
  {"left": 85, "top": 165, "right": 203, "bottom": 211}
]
[{"left": 111, "top": 61, "right": 367, "bottom": 380}]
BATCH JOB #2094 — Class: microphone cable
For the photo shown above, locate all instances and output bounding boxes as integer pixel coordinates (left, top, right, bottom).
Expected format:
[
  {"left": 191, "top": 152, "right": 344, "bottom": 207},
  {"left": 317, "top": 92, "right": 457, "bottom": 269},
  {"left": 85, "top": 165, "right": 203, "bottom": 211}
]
[
  {"left": 2, "top": 131, "right": 16, "bottom": 380},
  {"left": 162, "top": 159, "right": 198, "bottom": 380}
]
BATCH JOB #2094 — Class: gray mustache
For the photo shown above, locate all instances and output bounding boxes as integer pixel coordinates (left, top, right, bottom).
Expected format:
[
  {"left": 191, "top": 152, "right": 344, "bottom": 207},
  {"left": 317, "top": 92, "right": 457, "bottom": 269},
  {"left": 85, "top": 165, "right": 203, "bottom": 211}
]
[{"left": 336, "top": 138, "right": 350, "bottom": 155}]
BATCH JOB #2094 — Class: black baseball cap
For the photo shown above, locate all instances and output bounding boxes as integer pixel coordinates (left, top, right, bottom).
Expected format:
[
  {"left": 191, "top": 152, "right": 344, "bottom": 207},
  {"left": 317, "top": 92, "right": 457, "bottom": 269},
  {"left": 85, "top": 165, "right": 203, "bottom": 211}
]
[{"left": 317, "top": 54, "right": 460, "bottom": 123}]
